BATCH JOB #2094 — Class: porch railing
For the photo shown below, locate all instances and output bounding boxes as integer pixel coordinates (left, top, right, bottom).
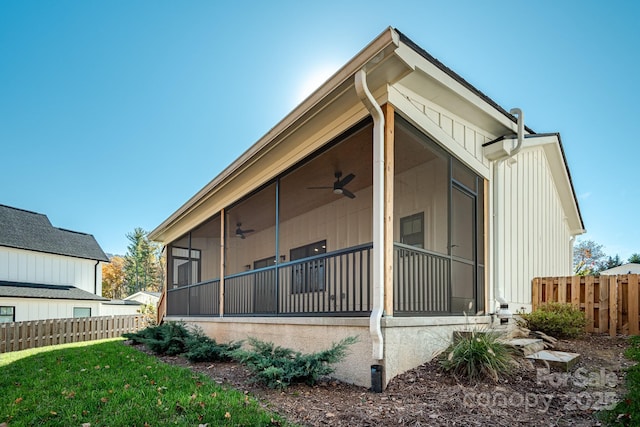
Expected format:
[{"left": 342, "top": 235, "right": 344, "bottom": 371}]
[
  {"left": 165, "top": 243, "right": 456, "bottom": 318},
  {"left": 166, "top": 279, "right": 220, "bottom": 317},
  {"left": 224, "top": 243, "right": 373, "bottom": 316},
  {"left": 393, "top": 243, "right": 450, "bottom": 315}
]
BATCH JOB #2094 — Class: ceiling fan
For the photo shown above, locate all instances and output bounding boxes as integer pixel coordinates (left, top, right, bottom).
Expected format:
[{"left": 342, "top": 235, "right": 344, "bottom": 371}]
[
  {"left": 308, "top": 171, "right": 356, "bottom": 199},
  {"left": 234, "top": 223, "right": 255, "bottom": 239}
]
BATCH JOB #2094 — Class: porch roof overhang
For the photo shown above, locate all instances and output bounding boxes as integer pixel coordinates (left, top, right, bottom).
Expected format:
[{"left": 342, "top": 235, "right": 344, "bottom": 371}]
[
  {"left": 483, "top": 133, "right": 586, "bottom": 235},
  {"left": 149, "top": 27, "right": 556, "bottom": 244}
]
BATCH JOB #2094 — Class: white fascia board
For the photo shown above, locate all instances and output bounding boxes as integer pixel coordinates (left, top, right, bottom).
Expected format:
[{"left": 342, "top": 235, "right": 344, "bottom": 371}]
[
  {"left": 149, "top": 28, "right": 401, "bottom": 242},
  {"left": 394, "top": 43, "right": 517, "bottom": 136}
]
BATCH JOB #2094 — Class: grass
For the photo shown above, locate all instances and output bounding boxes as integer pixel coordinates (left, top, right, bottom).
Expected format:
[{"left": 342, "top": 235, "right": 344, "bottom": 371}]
[
  {"left": 0, "top": 338, "right": 288, "bottom": 426},
  {"left": 599, "top": 335, "right": 640, "bottom": 426},
  {"left": 439, "top": 330, "right": 514, "bottom": 382}
]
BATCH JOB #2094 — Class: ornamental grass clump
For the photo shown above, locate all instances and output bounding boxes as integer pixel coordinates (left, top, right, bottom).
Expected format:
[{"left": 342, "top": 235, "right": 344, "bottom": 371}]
[
  {"left": 439, "top": 330, "right": 514, "bottom": 382},
  {"left": 518, "top": 302, "right": 586, "bottom": 339}
]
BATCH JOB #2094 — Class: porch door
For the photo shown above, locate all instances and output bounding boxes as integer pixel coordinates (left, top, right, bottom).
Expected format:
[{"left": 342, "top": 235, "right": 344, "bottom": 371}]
[
  {"left": 450, "top": 185, "right": 477, "bottom": 314},
  {"left": 253, "top": 257, "right": 277, "bottom": 314}
]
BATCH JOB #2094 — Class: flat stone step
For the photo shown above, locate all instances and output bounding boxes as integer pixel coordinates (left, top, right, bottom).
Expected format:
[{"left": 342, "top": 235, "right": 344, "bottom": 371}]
[
  {"left": 525, "top": 350, "right": 581, "bottom": 371},
  {"left": 505, "top": 338, "right": 545, "bottom": 356}
]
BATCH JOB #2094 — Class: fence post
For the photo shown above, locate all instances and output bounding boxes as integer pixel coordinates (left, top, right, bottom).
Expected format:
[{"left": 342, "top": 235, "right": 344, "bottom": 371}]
[
  {"left": 610, "top": 275, "right": 619, "bottom": 337},
  {"left": 629, "top": 275, "right": 639, "bottom": 335},
  {"left": 571, "top": 276, "right": 581, "bottom": 308},
  {"left": 532, "top": 278, "right": 539, "bottom": 310},
  {"left": 585, "top": 276, "right": 595, "bottom": 333},
  {"left": 599, "top": 276, "right": 609, "bottom": 333}
]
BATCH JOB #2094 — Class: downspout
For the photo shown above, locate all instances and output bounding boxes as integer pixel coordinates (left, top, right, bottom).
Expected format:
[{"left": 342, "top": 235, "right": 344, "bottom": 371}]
[
  {"left": 493, "top": 108, "right": 524, "bottom": 321},
  {"left": 94, "top": 260, "right": 100, "bottom": 295},
  {"left": 355, "top": 68, "right": 385, "bottom": 360}
]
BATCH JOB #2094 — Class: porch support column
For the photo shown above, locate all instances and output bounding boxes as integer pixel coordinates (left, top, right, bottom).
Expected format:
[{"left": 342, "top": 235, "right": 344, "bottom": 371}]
[
  {"left": 219, "top": 208, "right": 225, "bottom": 317},
  {"left": 383, "top": 103, "right": 394, "bottom": 316}
]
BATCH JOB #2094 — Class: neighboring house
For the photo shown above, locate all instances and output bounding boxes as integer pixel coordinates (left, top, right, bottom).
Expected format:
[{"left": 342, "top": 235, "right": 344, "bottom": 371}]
[
  {"left": 600, "top": 263, "right": 640, "bottom": 275},
  {"left": 149, "top": 27, "right": 585, "bottom": 389},
  {"left": 0, "top": 204, "right": 110, "bottom": 322},
  {"left": 99, "top": 292, "right": 161, "bottom": 317},
  {"left": 125, "top": 290, "right": 161, "bottom": 306}
]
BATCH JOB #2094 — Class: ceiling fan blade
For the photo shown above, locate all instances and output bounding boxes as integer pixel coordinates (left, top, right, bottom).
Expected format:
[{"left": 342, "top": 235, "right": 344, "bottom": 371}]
[
  {"left": 244, "top": 229, "right": 255, "bottom": 233},
  {"left": 307, "top": 186, "right": 333, "bottom": 190},
  {"left": 342, "top": 188, "right": 356, "bottom": 199},
  {"left": 338, "top": 173, "right": 355, "bottom": 187}
]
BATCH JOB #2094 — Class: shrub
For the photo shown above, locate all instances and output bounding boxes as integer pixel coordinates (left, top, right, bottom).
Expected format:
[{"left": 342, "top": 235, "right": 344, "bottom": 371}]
[
  {"left": 518, "top": 303, "right": 586, "bottom": 338},
  {"left": 231, "top": 336, "right": 358, "bottom": 389},
  {"left": 184, "top": 327, "right": 242, "bottom": 362},
  {"left": 439, "top": 330, "right": 514, "bottom": 382},
  {"left": 123, "top": 321, "right": 189, "bottom": 355}
]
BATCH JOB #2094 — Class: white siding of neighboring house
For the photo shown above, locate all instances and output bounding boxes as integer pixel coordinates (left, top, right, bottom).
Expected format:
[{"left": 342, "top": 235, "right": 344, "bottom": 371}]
[
  {"left": 0, "top": 297, "right": 103, "bottom": 322},
  {"left": 0, "top": 246, "right": 102, "bottom": 295},
  {"left": 100, "top": 303, "right": 142, "bottom": 316},
  {"left": 496, "top": 147, "right": 573, "bottom": 311}
]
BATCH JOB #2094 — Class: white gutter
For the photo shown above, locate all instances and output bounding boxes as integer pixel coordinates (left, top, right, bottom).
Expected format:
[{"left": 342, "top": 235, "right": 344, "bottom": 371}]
[{"left": 355, "top": 68, "right": 385, "bottom": 360}]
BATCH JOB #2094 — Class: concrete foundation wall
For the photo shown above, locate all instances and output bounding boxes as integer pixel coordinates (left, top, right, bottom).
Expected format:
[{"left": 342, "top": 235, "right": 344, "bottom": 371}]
[
  {"left": 382, "top": 316, "right": 491, "bottom": 384},
  {"left": 166, "top": 315, "right": 492, "bottom": 389}
]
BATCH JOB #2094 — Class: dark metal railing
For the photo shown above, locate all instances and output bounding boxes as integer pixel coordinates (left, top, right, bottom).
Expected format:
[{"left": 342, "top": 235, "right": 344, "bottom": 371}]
[
  {"left": 166, "top": 243, "right": 458, "bottom": 318},
  {"left": 393, "top": 243, "right": 450, "bottom": 315},
  {"left": 166, "top": 279, "right": 220, "bottom": 316},
  {"left": 224, "top": 243, "right": 373, "bottom": 316}
]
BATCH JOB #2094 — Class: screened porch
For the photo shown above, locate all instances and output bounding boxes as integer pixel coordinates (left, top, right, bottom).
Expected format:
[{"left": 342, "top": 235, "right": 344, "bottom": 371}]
[{"left": 162, "top": 115, "right": 486, "bottom": 320}]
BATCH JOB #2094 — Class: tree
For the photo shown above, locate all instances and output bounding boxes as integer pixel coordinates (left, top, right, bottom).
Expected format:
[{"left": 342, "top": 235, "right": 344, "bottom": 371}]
[
  {"left": 629, "top": 253, "right": 640, "bottom": 264},
  {"left": 599, "top": 254, "right": 623, "bottom": 272},
  {"left": 573, "top": 239, "right": 606, "bottom": 275},
  {"left": 124, "top": 228, "right": 162, "bottom": 295},
  {"left": 102, "top": 256, "right": 127, "bottom": 299}
]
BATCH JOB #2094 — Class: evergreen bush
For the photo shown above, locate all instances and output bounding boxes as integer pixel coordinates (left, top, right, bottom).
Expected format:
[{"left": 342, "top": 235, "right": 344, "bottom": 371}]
[
  {"left": 184, "top": 327, "right": 242, "bottom": 362},
  {"left": 231, "top": 336, "right": 358, "bottom": 389},
  {"left": 518, "top": 302, "right": 586, "bottom": 338},
  {"left": 123, "top": 321, "right": 189, "bottom": 355}
]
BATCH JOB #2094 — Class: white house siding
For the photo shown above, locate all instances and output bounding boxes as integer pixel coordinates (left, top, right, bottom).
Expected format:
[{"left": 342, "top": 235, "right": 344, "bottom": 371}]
[
  {"left": 100, "top": 303, "right": 141, "bottom": 316},
  {"left": 0, "top": 297, "right": 102, "bottom": 322},
  {"left": 497, "top": 147, "right": 573, "bottom": 310},
  {"left": 0, "top": 246, "right": 102, "bottom": 295}
]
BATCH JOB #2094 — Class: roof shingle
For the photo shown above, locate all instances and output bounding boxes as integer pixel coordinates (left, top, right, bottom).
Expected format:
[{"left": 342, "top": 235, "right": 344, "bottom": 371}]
[{"left": 0, "top": 204, "right": 109, "bottom": 262}]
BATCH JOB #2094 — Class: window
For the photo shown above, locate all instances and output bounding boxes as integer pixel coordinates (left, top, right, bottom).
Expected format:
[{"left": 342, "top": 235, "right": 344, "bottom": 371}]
[
  {"left": 400, "top": 213, "right": 424, "bottom": 248},
  {"left": 253, "top": 256, "right": 276, "bottom": 269},
  {"left": 0, "top": 306, "right": 15, "bottom": 323},
  {"left": 291, "top": 240, "right": 326, "bottom": 293},
  {"left": 73, "top": 307, "right": 91, "bottom": 318},
  {"left": 171, "top": 246, "right": 201, "bottom": 287}
]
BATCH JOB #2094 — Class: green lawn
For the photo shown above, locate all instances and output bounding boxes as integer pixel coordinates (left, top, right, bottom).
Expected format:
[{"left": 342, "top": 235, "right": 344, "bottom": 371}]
[{"left": 0, "top": 338, "right": 288, "bottom": 426}]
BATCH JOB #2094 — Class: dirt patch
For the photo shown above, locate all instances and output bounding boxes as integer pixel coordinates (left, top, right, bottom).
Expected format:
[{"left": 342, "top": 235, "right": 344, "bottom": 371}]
[{"left": 138, "top": 334, "right": 634, "bottom": 426}]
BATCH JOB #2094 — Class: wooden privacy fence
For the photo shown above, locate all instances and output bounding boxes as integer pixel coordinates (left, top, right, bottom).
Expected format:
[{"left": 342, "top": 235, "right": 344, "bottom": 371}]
[
  {"left": 532, "top": 274, "right": 640, "bottom": 336},
  {"left": 0, "top": 315, "right": 145, "bottom": 353}
]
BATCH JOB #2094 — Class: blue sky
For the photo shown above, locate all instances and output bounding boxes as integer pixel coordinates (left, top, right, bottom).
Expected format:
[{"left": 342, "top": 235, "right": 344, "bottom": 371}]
[{"left": 1, "top": 1, "right": 639, "bottom": 260}]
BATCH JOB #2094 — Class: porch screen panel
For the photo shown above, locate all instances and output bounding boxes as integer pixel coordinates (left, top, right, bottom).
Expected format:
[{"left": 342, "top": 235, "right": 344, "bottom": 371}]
[{"left": 393, "top": 115, "right": 485, "bottom": 316}]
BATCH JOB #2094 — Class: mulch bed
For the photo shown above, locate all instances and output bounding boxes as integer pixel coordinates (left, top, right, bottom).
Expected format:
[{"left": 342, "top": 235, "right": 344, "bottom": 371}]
[{"left": 135, "top": 334, "right": 634, "bottom": 426}]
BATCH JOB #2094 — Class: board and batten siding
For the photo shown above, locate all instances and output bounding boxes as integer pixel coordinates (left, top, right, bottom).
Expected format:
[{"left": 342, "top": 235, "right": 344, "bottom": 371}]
[
  {"left": 0, "top": 246, "right": 102, "bottom": 295},
  {"left": 496, "top": 147, "right": 573, "bottom": 309}
]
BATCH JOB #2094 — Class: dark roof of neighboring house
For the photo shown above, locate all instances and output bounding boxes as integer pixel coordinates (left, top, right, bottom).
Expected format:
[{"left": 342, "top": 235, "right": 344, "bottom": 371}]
[
  {"left": 0, "top": 204, "right": 109, "bottom": 262},
  {"left": 0, "top": 280, "right": 109, "bottom": 301}
]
